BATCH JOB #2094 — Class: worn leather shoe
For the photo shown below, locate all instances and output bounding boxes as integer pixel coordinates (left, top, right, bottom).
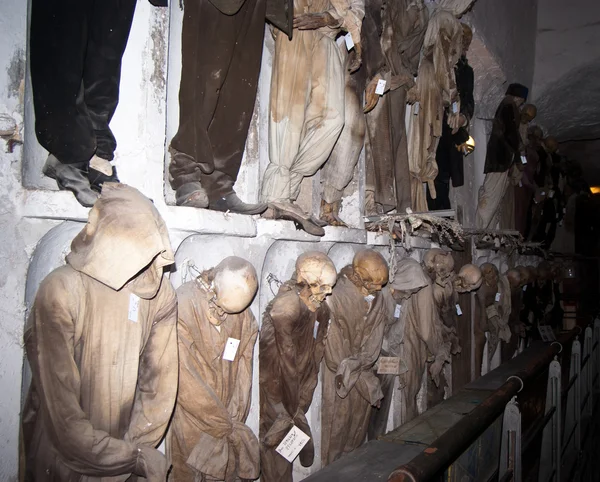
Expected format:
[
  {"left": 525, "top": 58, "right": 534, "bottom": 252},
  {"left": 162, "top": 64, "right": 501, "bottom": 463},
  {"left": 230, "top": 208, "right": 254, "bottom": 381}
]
[
  {"left": 175, "top": 182, "right": 209, "bottom": 208},
  {"left": 88, "top": 155, "right": 119, "bottom": 192},
  {"left": 210, "top": 193, "right": 268, "bottom": 215},
  {"left": 43, "top": 154, "right": 98, "bottom": 207},
  {"left": 263, "top": 201, "right": 325, "bottom": 236}
]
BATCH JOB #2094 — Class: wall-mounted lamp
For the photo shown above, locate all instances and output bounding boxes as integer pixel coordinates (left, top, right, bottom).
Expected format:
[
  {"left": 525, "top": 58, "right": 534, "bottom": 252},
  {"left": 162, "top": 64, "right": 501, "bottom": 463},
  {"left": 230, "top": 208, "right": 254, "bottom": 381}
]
[{"left": 590, "top": 186, "right": 600, "bottom": 194}]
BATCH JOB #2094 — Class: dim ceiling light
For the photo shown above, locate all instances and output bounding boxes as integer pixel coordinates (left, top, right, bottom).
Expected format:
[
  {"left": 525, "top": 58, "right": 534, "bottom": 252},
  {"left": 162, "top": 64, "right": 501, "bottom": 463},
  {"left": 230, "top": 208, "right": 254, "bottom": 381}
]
[{"left": 591, "top": 186, "right": 600, "bottom": 194}]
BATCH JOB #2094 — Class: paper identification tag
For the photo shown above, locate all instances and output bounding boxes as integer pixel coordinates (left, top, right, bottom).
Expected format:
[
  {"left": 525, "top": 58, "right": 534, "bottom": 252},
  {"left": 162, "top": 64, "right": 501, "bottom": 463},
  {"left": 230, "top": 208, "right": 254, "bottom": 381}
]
[
  {"left": 549, "top": 190, "right": 555, "bottom": 198},
  {"left": 365, "top": 294, "right": 375, "bottom": 303},
  {"left": 375, "top": 79, "right": 387, "bottom": 96},
  {"left": 344, "top": 33, "right": 355, "bottom": 50},
  {"left": 414, "top": 102, "right": 420, "bottom": 115},
  {"left": 394, "top": 304, "right": 402, "bottom": 318},
  {"left": 520, "top": 155, "right": 528, "bottom": 164},
  {"left": 377, "top": 357, "right": 402, "bottom": 375},
  {"left": 495, "top": 292, "right": 501, "bottom": 302},
  {"left": 456, "top": 304, "right": 462, "bottom": 316},
  {"left": 451, "top": 102, "right": 459, "bottom": 114},
  {"left": 222, "top": 338, "right": 241, "bottom": 361},
  {"left": 313, "top": 320, "right": 320, "bottom": 339},
  {"left": 519, "top": 181, "right": 523, "bottom": 187},
  {"left": 275, "top": 425, "right": 311, "bottom": 463},
  {"left": 523, "top": 285, "right": 527, "bottom": 292},
  {"left": 128, "top": 294, "right": 140, "bottom": 322}
]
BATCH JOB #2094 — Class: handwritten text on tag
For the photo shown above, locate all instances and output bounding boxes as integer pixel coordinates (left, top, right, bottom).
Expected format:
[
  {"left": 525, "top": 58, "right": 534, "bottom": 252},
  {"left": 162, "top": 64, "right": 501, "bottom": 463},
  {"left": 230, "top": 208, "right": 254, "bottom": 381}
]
[
  {"left": 495, "top": 292, "right": 501, "bottom": 302},
  {"left": 456, "top": 304, "right": 462, "bottom": 316},
  {"left": 520, "top": 155, "right": 528, "bottom": 164},
  {"left": 394, "top": 304, "right": 402, "bottom": 318},
  {"left": 275, "top": 425, "right": 310, "bottom": 463},
  {"left": 344, "top": 33, "right": 354, "bottom": 50},
  {"left": 375, "top": 79, "right": 387, "bottom": 96},
  {"left": 377, "top": 357, "right": 404, "bottom": 375},
  {"left": 128, "top": 294, "right": 140, "bottom": 322},
  {"left": 223, "top": 338, "right": 241, "bottom": 361},
  {"left": 451, "top": 102, "right": 458, "bottom": 114}
]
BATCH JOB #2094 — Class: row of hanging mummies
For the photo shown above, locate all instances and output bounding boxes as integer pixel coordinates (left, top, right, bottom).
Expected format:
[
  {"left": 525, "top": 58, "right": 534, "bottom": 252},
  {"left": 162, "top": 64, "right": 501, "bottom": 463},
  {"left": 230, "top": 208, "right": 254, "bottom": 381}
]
[{"left": 23, "top": 182, "right": 564, "bottom": 481}]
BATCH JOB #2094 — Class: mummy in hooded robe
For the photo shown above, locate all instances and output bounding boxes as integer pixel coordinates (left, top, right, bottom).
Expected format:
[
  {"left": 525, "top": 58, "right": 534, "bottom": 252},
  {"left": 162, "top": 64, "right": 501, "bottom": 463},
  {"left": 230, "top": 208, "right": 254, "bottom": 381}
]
[
  {"left": 321, "top": 250, "right": 389, "bottom": 465},
  {"left": 22, "top": 183, "right": 178, "bottom": 481},
  {"left": 476, "top": 83, "right": 528, "bottom": 229},
  {"left": 260, "top": 0, "right": 365, "bottom": 235},
  {"left": 475, "top": 263, "right": 511, "bottom": 378},
  {"left": 259, "top": 252, "right": 337, "bottom": 482},
  {"left": 169, "top": 257, "right": 260, "bottom": 482},
  {"left": 406, "top": 0, "right": 475, "bottom": 212},
  {"left": 369, "top": 258, "right": 451, "bottom": 438}
]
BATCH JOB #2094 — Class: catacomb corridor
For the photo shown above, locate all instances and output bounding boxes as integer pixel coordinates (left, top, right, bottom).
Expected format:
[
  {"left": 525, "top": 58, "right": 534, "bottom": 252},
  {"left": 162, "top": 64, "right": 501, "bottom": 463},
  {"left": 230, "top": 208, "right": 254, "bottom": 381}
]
[{"left": 0, "top": 0, "right": 599, "bottom": 481}]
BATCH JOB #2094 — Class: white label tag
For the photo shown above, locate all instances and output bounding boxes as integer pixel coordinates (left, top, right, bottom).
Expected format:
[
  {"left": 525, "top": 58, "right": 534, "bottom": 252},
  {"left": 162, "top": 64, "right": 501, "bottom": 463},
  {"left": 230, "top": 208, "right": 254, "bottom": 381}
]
[
  {"left": 520, "top": 155, "right": 528, "bottom": 164},
  {"left": 313, "top": 320, "right": 320, "bottom": 339},
  {"left": 495, "top": 292, "right": 501, "bottom": 302},
  {"left": 344, "top": 33, "right": 354, "bottom": 50},
  {"left": 414, "top": 102, "right": 420, "bottom": 115},
  {"left": 549, "top": 190, "right": 554, "bottom": 198},
  {"left": 519, "top": 181, "right": 523, "bottom": 187},
  {"left": 365, "top": 294, "right": 375, "bottom": 303},
  {"left": 541, "top": 191, "right": 546, "bottom": 196},
  {"left": 456, "top": 304, "right": 463, "bottom": 316},
  {"left": 375, "top": 79, "right": 386, "bottom": 96},
  {"left": 538, "top": 325, "right": 556, "bottom": 342},
  {"left": 563, "top": 207, "right": 567, "bottom": 214},
  {"left": 451, "top": 102, "right": 459, "bottom": 114},
  {"left": 394, "top": 304, "right": 402, "bottom": 318},
  {"left": 222, "top": 338, "right": 241, "bottom": 362},
  {"left": 275, "top": 425, "right": 310, "bottom": 463},
  {"left": 128, "top": 294, "right": 140, "bottom": 322},
  {"left": 494, "top": 238, "right": 501, "bottom": 248},
  {"left": 523, "top": 285, "right": 527, "bottom": 292},
  {"left": 377, "top": 357, "right": 403, "bottom": 375}
]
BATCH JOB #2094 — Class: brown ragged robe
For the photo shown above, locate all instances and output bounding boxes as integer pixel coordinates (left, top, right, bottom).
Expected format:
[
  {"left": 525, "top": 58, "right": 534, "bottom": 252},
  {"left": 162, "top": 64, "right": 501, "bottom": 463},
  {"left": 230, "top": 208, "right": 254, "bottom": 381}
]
[
  {"left": 321, "top": 268, "right": 387, "bottom": 465},
  {"left": 169, "top": 281, "right": 259, "bottom": 482},
  {"left": 22, "top": 183, "right": 178, "bottom": 481},
  {"left": 259, "top": 282, "right": 330, "bottom": 482}
]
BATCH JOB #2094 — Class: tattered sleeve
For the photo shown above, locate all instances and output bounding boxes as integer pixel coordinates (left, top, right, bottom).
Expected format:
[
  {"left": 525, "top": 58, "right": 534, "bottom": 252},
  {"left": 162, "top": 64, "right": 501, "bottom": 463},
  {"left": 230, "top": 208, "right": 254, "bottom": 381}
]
[
  {"left": 231, "top": 310, "right": 259, "bottom": 423},
  {"left": 126, "top": 282, "right": 178, "bottom": 447},
  {"left": 25, "top": 272, "right": 139, "bottom": 476},
  {"left": 412, "top": 285, "right": 451, "bottom": 364}
]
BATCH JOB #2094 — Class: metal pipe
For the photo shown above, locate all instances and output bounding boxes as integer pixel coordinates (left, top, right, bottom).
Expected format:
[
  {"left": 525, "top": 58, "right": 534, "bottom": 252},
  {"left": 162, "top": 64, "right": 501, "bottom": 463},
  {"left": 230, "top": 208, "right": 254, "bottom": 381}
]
[{"left": 387, "top": 335, "right": 573, "bottom": 482}]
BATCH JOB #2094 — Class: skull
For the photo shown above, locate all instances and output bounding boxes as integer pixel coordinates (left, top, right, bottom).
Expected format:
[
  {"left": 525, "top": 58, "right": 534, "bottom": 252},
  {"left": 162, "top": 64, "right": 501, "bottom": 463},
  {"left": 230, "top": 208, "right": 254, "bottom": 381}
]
[
  {"left": 423, "top": 249, "right": 455, "bottom": 282},
  {"left": 537, "top": 261, "right": 552, "bottom": 281},
  {"left": 296, "top": 251, "right": 337, "bottom": 310},
  {"left": 480, "top": 263, "right": 499, "bottom": 288},
  {"left": 550, "top": 261, "right": 564, "bottom": 280},
  {"left": 211, "top": 257, "right": 258, "bottom": 316},
  {"left": 520, "top": 104, "right": 537, "bottom": 123},
  {"left": 353, "top": 250, "right": 389, "bottom": 295},
  {"left": 517, "top": 266, "right": 530, "bottom": 286},
  {"left": 453, "top": 264, "right": 483, "bottom": 293},
  {"left": 544, "top": 136, "right": 559, "bottom": 153},
  {"left": 505, "top": 268, "right": 521, "bottom": 289},
  {"left": 526, "top": 265, "right": 538, "bottom": 282},
  {"left": 461, "top": 23, "right": 473, "bottom": 54}
]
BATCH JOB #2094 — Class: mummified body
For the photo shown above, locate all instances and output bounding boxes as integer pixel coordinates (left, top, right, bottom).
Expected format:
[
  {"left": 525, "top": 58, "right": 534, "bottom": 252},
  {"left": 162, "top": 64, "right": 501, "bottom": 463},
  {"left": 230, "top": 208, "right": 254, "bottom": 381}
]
[
  {"left": 474, "top": 263, "right": 511, "bottom": 378},
  {"left": 259, "top": 252, "right": 337, "bottom": 482},
  {"left": 501, "top": 268, "right": 525, "bottom": 362},
  {"left": 369, "top": 258, "right": 451, "bottom": 437},
  {"left": 321, "top": 250, "right": 389, "bottom": 465},
  {"left": 260, "top": 0, "right": 365, "bottom": 232},
  {"left": 169, "top": 257, "right": 260, "bottom": 481},
  {"left": 22, "top": 184, "right": 178, "bottom": 481}
]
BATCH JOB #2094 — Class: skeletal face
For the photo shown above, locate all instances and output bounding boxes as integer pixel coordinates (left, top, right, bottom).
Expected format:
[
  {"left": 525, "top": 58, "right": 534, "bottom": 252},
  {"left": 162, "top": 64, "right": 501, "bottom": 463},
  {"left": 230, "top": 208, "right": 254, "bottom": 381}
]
[
  {"left": 424, "top": 249, "right": 455, "bottom": 281},
  {"left": 212, "top": 257, "right": 258, "bottom": 316},
  {"left": 544, "top": 136, "right": 559, "bottom": 153},
  {"left": 353, "top": 250, "right": 389, "bottom": 295},
  {"left": 505, "top": 268, "right": 521, "bottom": 289},
  {"left": 453, "top": 264, "right": 483, "bottom": 293},
  {"left": 481, "top": 263, "right": 499, "bottom": 288},
  {"left": 520, "top": 104, "right": 537, "bottom": 123},
  {"left": 296, "top": 251, "right": 337, "bottom": 309}
]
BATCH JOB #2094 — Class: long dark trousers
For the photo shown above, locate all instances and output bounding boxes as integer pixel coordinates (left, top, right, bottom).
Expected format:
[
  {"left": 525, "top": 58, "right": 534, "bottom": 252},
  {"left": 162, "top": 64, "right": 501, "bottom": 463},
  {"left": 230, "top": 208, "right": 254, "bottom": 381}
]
[
  {"left": 30, "top": 0, "right": 137, "bottom": 164},
  {"left": 169, "top": 0, "right": 266, "bottom": 202}
]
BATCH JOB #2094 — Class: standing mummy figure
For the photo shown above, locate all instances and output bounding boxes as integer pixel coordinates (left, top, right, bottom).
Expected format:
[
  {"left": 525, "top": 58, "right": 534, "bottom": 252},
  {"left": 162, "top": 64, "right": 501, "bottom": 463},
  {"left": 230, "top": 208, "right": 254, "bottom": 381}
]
[
  {"left": 169, "top": 257, "right": 260, "bottom": 481},
  {"left": 321, "top": 250, "right": 388, "bottom": 465},
  {"left": 22, "top": 184, "right": 178, "bottom": 481},
  {"left": 260, "top": 0, "right": 365, "bottom": 235},
  {"left": 259, "top": 252, "right": 337, "bottom": 482}
]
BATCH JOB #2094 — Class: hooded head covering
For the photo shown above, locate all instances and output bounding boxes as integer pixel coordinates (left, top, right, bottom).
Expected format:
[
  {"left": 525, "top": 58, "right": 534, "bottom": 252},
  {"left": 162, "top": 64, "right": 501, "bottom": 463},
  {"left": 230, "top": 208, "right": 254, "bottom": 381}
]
[
  {"left": 436, "top": 0, "right": 476, "bottom": 17},
  {"left": 506, "top": 83, "right": 529, "bottom": 101},
  {"left": 66, "top": 183, "right": 174, "bottom": 295},
  {"left": 390, "top": 258, "right": 430, "bottom": 293}
]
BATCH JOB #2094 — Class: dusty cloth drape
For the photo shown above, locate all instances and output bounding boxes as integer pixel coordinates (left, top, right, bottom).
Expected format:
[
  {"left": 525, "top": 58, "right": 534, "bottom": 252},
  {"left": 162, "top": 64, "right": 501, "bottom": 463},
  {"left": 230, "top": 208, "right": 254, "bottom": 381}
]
[
  {"left": 321, "top": 268, "right": 387, "bottom": 465},
  {"left": 365, "top": 0, "right": 428, "bottom": 212},
  {"left": 168, "top": 281, "right": 259, "bottom": 482},
  {"left": 22, "top": 183, "right": 178, "bottom": 481},
  {"left": 321, "top": 44, "right": 366, "bottom": 204},
  {"left": 261, "top": 0, "right": 365, "bottom": 203},
  {"left": 259, "top": 281, "right": 330, "bottom": 482},
  {"left": 476, "top": 171, "right": 511, "bottom": 229}
]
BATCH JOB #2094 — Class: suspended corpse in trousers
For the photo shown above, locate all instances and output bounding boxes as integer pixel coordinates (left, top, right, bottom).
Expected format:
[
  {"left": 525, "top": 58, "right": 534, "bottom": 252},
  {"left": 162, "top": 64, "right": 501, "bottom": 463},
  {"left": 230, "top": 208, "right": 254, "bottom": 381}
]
[
  {"left": 168, "top": 257, "right": 260, "bottom": 482},
  {"left": 22, "top": 184, "right": 178, "bottom": 481}
]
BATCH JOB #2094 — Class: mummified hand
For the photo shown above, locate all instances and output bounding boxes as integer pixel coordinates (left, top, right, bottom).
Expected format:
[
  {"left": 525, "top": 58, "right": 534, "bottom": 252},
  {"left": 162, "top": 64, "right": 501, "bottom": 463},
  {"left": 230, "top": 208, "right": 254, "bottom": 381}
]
[
  {"left": 348, "top": 42, "right": 362, "bottom": 73},
  {"left": 135, "top": 446, "right": 168, "bottom": 482},
  {"left": 293, "top": 12, "right": 337, "bottom": 30},
  {"left": 364, "top": 75, "right": 382, "bottom": 113}
]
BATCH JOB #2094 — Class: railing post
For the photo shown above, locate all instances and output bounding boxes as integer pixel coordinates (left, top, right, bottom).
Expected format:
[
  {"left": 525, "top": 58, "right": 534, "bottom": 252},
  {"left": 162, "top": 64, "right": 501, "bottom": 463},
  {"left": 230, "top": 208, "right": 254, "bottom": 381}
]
[
  {"left": 539, "top": 357, "right": 562, "bottom": 482},
  {"left": 500, "top": 396, "right": 521, "bottom": 482},
  {"left": 563, "top": 337, "right": 581, "bottom": 477},
  {"left": 583, "top": 327, "right": 593, "bottom": 418},
  {"left": 594, "top": 319, "right": 600, "bottom": 394}
]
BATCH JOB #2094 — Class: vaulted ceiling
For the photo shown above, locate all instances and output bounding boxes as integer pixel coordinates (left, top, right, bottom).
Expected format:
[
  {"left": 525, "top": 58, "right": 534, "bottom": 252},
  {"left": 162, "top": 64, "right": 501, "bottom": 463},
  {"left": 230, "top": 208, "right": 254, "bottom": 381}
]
[{"left": 532, "top": 0, "right": 600, "bottom": 183}]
